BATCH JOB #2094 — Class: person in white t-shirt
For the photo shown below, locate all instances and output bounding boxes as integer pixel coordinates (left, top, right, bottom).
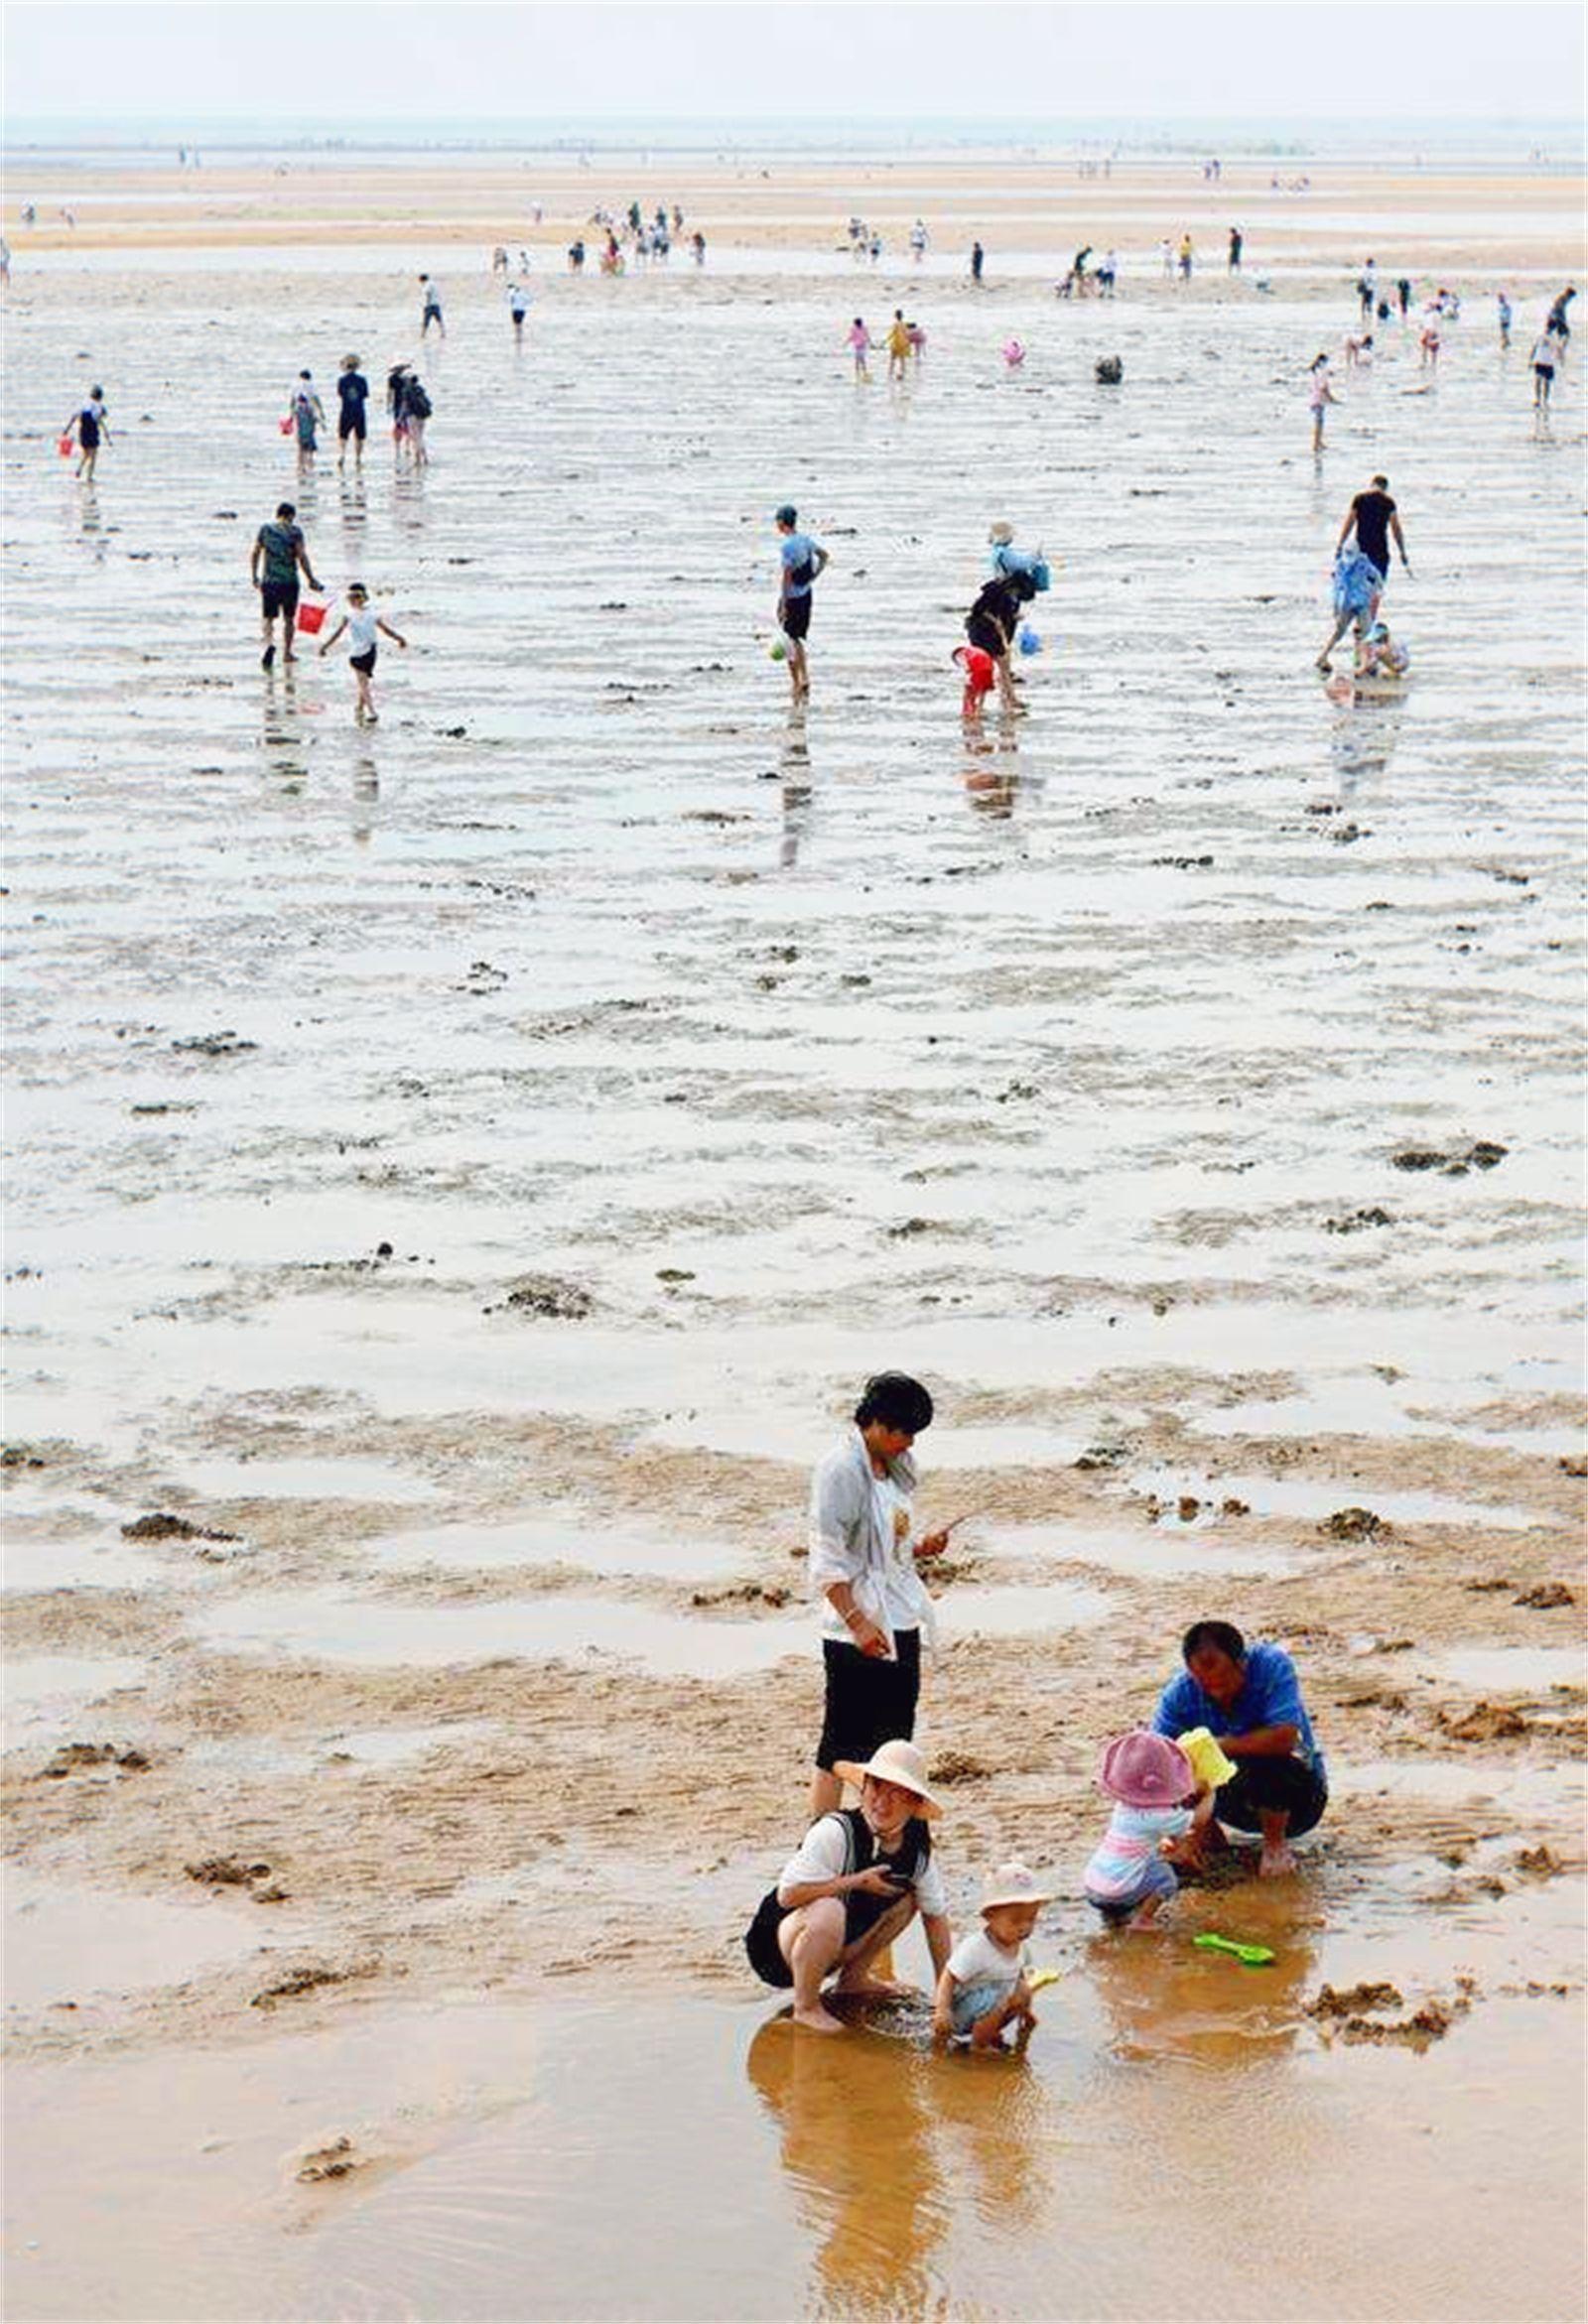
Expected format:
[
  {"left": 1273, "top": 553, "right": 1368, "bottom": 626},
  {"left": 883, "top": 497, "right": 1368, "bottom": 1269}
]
[
  {"left": 743, "top": 1739, "right": 955, "bottom": 2034},
  {"left": 318, "top": 582, "right": 408, "bottom": 724},
  {"left": 933, "top": 1862, "right": 1053, "bottom": 2048}
]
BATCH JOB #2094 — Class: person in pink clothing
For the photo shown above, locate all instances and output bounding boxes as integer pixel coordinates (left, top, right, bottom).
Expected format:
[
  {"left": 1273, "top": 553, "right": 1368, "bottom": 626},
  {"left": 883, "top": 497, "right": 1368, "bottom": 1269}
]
[
  {"left": 847, "top": 317, "right": 873, "bottom": 382},
  {"left": 1083, "top": 1732, "right": 1214, "bottom": 1928}
]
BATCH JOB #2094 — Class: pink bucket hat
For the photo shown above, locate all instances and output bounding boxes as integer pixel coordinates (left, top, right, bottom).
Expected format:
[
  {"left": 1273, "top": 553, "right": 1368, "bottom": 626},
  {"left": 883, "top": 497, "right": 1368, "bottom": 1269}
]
[{"left": 1098, "top": 1730, "right": 1194, "bottom": 1809}]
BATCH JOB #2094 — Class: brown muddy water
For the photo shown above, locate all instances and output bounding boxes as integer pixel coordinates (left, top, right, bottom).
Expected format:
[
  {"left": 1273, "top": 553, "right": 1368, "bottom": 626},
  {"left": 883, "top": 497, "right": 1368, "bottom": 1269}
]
[{"left": 3, "top": 222, "right": 1586, "bottom": 2320}]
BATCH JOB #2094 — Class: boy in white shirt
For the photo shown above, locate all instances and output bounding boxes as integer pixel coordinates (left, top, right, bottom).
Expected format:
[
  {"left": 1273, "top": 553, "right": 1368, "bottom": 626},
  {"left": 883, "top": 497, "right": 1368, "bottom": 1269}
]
[
  {"left": 319, "top": 582, "right": 408, "bottom": 724},
  {"left": 933, "top": 1863, "right": 1052, "bottom": 2048}
]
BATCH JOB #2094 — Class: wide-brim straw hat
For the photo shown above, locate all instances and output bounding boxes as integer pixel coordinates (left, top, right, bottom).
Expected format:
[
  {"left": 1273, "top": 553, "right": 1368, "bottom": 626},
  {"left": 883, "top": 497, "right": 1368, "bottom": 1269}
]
[
  {"left": 1098, "top": 1730, "right": 1194, "bottom": 1810},
  {"left": 988, "top": 520, "right": 1015, "bottom": 545},
  {"left": 833, "top": 1737, "right": 942, "bottom": 1818},
  {"left": 980, "top": 1861, "right": 1054, "bottom": 1912}
]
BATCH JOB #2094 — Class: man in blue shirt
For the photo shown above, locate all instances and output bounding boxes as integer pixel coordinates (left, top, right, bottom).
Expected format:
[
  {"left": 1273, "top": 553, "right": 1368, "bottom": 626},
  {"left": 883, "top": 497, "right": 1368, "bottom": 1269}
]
[
  {"left": 1152, "top": 1619, "right": 1327, "bottom": 1877},
  {"left": 774, "top": 504, "right": 829, "bottom": 705}
]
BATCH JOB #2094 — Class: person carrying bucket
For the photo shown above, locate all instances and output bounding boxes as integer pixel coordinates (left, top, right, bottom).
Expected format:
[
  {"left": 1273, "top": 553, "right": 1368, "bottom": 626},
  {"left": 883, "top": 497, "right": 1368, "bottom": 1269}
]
[
  {"left": 249, "top": 499, "right": 321, "bottom": 672},
  {"left": 63, "top": 385, "right": 110, "bottom": 482}
]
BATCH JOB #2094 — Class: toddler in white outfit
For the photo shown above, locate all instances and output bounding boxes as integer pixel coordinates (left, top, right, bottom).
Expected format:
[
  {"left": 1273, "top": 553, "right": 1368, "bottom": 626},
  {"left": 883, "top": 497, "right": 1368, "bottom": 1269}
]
[{"left": 933, "top": 1862, "right": 1053, "bottom": 2048}]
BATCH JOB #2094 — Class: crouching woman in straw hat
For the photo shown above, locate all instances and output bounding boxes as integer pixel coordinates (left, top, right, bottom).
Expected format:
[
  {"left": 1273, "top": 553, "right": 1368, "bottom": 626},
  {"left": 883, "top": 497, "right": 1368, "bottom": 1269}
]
[
  {"left": 744, "top": 1739, "right": 954, "bottom": 2034},
  {"left": 806, "top": 1372, "right": 949, "bottom": 1819}
]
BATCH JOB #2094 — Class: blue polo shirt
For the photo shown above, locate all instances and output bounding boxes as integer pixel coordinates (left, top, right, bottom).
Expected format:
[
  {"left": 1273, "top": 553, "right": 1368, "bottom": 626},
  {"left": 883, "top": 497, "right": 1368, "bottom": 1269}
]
[
  {"left": 1152, "top": 1642, "right": 1326, "bottom": 1782},
  {"left": 779, "top": 533, "right": 819, "bottom": 598}
]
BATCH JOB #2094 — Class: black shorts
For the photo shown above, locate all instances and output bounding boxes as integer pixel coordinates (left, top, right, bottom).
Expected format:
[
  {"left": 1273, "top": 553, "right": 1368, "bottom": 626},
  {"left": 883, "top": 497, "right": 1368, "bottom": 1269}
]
[
  {"left": 816, "top": 1628, "right": 921, "bottom": 1773},
  {"left": 1534, "top": 363, "right": 1555, "bottom": 381},
  {"left": 744, "top": 1888, "right": 795, "bottom": 1988},
  {"left": 965, "top": 615, "right": 1006, "bottom": 661},
  {"left": 780, "top": 593, "right": 812, "bottom": 643},
  {"left": 350, "top": 647, "right": 376, "bottom": 675},
  {"left": 338, "top": 414, "right": 367, "bottom": 441},
  {"left": 260, "top": 581, "right": 299, "bottom": 621}
]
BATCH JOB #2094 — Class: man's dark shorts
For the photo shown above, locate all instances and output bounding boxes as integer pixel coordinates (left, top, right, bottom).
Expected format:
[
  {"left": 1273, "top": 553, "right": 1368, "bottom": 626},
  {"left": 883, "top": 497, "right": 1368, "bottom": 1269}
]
[
  {"left": 260, "top": 581, "right": 299, "bottom": 622},
  {"left": 338, "top": 415, "right": 367, "bottom": 442},
  {"left": 780, "top": 593, "right": 812, "bottom": 643}
]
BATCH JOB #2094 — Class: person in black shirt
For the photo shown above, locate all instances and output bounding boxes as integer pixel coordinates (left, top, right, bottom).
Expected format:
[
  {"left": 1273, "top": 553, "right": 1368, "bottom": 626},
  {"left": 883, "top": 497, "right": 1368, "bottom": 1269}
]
[
  {"left": 335, "top": 354, "right": 369, "bottom": 472},
  {"left": 1316, "top": 473, "right": 1411, "bottom": 670},
  {"left": 965, "top": 570, "right": 1034, "bottom": 712},
  {"left": 1546, "top": 285, "right": 1575, "bottom": 342}
]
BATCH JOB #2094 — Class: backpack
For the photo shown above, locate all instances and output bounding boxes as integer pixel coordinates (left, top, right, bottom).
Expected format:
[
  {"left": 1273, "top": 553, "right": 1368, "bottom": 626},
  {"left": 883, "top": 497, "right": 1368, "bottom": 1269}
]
[
  {"left": 1028, "top": 555, "right": 1052, "bottom": 593},
  {"left": 405, "top": 380, "right": 432, "bottom": 420}
]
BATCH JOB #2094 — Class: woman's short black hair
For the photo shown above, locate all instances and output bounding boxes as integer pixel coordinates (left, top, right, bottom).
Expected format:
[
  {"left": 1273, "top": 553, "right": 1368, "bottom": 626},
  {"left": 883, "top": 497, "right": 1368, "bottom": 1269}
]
[
  {"left": 854, "top": 1372, "right": 934, "bottom": 1435},
  {"left": 1182, "top": 1618, "right": 1246, "bottom": 1664}
]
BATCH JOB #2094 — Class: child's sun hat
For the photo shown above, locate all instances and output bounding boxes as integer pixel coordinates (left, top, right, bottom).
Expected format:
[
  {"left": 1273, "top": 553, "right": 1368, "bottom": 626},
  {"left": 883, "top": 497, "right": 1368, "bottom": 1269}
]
[
  {"left": 980, "top": 1862, "right": 1055, "bottom": 1912},
  {"left": 1098, "top": 1731, "right": 1194, "bottom": 1809}
]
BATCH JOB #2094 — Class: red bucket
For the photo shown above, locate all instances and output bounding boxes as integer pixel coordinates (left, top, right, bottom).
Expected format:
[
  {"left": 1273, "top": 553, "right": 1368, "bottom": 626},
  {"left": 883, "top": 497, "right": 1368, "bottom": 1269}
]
[
  {"left": 278, "top": 416, "right": 294, "bottom": 436},
  {"left": 295, "top": 597, "right": 329, "bottom": 636},
  {"left": 57, "top": 434, "right": 73, "bottom": 456}
]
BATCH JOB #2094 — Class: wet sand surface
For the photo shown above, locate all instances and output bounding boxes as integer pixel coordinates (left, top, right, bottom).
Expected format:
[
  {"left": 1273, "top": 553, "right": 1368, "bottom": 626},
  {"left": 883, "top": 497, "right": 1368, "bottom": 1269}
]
[{"left": 3, "top": 152, "right": 1586, "bottom": 2318}]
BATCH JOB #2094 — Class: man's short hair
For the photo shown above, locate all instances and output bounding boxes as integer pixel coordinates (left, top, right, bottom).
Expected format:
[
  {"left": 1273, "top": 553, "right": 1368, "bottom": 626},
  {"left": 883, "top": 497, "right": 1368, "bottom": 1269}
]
[
  {"left": 1182, "top": 1618, "right": 1246, "bottom": 1664},
  {"left": 1372, "top": 473, "right": 1389, "bottom": 488},
  {"left": 277, "top": 501, "right": 296, "bottom": 519},
  {"left": 775, "top": 503, "right": 797, "bottom": 527},
  {"left": 854, "top": 1372, "right": 934, "bottom": 1435}
]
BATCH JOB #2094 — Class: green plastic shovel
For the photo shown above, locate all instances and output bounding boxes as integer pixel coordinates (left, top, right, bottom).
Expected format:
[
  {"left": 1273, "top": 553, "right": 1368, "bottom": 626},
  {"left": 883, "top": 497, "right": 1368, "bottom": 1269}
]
[{"left": 1194, "top": 1932, "right": 1275, "bottom": 1966}]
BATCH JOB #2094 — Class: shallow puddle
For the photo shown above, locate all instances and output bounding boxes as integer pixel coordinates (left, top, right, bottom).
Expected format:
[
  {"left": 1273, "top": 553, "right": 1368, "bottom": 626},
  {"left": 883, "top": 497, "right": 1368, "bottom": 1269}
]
[
  {"left": 166, "top": 1455, "right": 439, "bottom": 1506},
  {"left": 3, "top": 1870, "right": 267, "bottom": 2014},
  {"left": 973, "top": 1517, "right": 1304, "bottom": 1579},
  {"left": 1, "top": 1655, "right": 148, "bottom": 1747},
  {"left": 365, "top": 1511, "right": 746, "bottom": 1582},
  {"left": 189, "top": 1587, "right": 813, "bottom": 1680},
  {"left": 1418, "top": 1644, "right": 1585, "bottom": 1695},
  {"left": 7, "top": 1951, "right": 1583, "bottom": 2322},
  {"left": 1, "top": 1531, "right": 175, "bottom": 1596}
]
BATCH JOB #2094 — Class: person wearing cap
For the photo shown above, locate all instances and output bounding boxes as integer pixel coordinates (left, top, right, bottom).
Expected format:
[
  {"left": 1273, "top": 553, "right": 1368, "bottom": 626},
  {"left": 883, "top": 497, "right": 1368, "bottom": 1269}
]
[
  {"left": 774, "top": 504, "right": 829, "bottom": 705},
  {"left": 1084, "top": 1732, "right": 1214, "bottom": 1928},
  {"left": 1151, "top": 1619, "right": 1328, "bottom": 1877},
  {"left": 933, "top": 1863, "right": 1053, "bottom": 2047},
  {"left": 744, "top": 1738, "right": 954, "bottom": 2035},
  {"left": 807, "top": 1372, "right": 948, "bottom": 1818}
]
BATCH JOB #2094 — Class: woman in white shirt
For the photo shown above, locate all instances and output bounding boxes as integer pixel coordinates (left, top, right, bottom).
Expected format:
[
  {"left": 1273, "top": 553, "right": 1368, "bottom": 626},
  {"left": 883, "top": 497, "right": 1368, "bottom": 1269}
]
[{"left": 806, "top": 1372, "right": 948, "bottom": 1817}]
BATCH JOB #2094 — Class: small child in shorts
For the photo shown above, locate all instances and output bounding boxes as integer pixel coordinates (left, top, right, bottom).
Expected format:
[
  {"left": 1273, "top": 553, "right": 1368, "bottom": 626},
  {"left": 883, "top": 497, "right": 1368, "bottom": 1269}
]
[
  {"left": 1084, "top": 1732, "right": 1213, "bottom": 1928},
  {"left": 1355, "top": 618, "right": 1409, "bottom": 680},
  {"left": 952, "top": 643, "right": 997, "bottom": 719},
  {"left": 319, "top": 582, "right": 408, "bottom": 724},
  {"left": 933, "top": 1862, "right": 1052, "bottom": 2048}
]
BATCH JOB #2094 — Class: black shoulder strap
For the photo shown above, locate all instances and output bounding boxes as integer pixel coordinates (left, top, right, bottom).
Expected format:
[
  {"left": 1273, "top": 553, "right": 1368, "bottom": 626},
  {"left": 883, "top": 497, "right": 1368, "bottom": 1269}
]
[{"left": 836, "top": 1808, "right": 872, "bottom": 1875}]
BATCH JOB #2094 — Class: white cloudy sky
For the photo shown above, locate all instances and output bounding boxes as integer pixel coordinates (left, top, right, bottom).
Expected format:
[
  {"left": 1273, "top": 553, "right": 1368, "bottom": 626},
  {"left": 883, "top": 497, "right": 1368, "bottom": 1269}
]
[{"left": 5, "top": 1, "right": 1582, "bottom": 120}]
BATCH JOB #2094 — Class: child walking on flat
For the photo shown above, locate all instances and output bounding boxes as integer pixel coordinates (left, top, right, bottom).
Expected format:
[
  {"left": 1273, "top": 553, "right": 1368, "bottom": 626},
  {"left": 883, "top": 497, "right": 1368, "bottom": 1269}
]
[{"left": 319, "top": 583, "right": 407, "bottom": 724}]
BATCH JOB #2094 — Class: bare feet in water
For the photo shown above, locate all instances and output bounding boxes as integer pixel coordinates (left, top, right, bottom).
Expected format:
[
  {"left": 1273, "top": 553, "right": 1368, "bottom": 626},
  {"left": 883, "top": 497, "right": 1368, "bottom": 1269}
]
[
  {"left": 791, "top": 2003, "right": 846, "bottom": 2034},
  {"left": 1259, "top": 1843, "right": 1297, "bottom": 1878}
]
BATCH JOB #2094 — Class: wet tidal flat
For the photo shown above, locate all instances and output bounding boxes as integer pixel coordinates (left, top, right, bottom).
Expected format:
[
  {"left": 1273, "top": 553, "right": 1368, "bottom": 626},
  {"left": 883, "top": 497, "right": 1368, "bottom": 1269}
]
[{"left": 3, "top": 208, "right": 1586, "bottom": 2320}]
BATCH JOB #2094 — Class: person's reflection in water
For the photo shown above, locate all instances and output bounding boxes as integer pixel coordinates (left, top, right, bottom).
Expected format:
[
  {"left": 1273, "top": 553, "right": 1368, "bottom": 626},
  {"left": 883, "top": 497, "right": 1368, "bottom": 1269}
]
[
  {"left": 339, "top": 469, "right": 368, "bottom": 551},
  {"left": 962, "top": 727, "right": 1020, "bottom": 821},
  {"left": 260, "top": 660, "right": 309, "bottom": 788},
  {"left": 747, "top": 2016, "right": 948, "bottom": 2314},
  {"left": 778, "top": 708, "right": 813, "bottom": 868},
  {"left": 1085, "top": 1883, "right": 1318, "bottom": 2069},
  {"left": 77, "top": 482, "right": 108, "bottom": 563},
  {"left": 349, "top": 746, "right": 379, "bottom": 843},
  {"left": 921, "top": 2038, "right": 1053, "bottom": 2236},
  {"left": 1321, "top": 675, "right": 1405, "bottom": 805},
  {"left": 393, "top": 462, "right": 427, "bottom": 533}
]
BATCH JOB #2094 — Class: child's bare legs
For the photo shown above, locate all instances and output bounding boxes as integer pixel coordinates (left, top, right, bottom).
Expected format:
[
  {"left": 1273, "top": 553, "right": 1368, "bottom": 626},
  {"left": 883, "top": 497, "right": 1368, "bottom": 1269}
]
[
  {"left": 970, "top": 1979, "right": 1034, "bottom": 2049},
  {"left": 994, "top": 653, "right": 1018, "bottom": 713},
  {"left": 1125, "top": 1893, "right": 1166, "bottom": 1929},
  {"left": 77, "top": 448, "right": 97, "bottom": 482},
  {"left": 1316, "top": 610, "right": 1355, "bottom": 670},
  {"left": 354, "top": 667, "right": 376, "bottom": 724}
]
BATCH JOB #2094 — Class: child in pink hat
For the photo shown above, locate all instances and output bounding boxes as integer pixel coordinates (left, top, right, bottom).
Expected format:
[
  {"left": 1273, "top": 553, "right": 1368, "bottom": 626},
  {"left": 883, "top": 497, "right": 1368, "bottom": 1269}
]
[{"left": 1083, "top": 1731, "right": 1214, "bottom": 1928}]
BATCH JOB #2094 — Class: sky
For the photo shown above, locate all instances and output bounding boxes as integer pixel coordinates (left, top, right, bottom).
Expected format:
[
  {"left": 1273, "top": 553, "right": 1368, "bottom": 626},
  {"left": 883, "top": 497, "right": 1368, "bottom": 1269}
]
[{"left": 4, "top": 1, "right": 1584, "bottom": 124}]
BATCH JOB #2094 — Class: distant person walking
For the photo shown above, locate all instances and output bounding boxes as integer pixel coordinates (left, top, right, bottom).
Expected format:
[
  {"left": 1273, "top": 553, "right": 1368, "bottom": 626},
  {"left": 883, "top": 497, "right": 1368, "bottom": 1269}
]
[
  {"left": 288, "top": 370, "right": 326, "bottom": 467},
  {"left": 1529, "top": 327, "right": 1562, "bottom": 410},
  {"left": 1307, "top": 353, "right": 1337, "bottom": 453},
  {"left": 250, "top": 498, "right": 320, "bottom": 671},
  {"left": 335, "top": 355, "right": 369, "bottom": 471},
  {"left": 1228, "top": 224, "right": 1243, "bottom": 272},
  {"left": 507, "top": 280, "right": 530, "bottom": 344},
  {"left": 774, "top": 502, "right": 829, "bottom": 705},
  {"left": 885, "top": 309, "right": 911, "bottom": 382},
  {"left": 1497, "top": 290, "right": 1513, "bottom": 347},
  {"left": 419, "top": 274, "right": 445, "bottom": 337},
  {"left": 847, "top": 317, "right": 873, "bottom": 381},
  {"left": 1178, "top": 232, "right": 1193, "bottom": 280},
  {"left": 970, "top": 239, "right": 985, "bottom": 286},
  {"left": 1546, "top": 284, "right": 1575, "bottom": 342},
  {"left": 65, "top": 384, "right": 109, "bottom": 481}
]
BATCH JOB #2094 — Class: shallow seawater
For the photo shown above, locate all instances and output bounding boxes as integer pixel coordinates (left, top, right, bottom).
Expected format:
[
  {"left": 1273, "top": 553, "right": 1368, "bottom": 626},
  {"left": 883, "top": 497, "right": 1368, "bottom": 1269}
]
[
  {"left": 7, "top": 1919, "right": 1585, "bottom": 2323},
  {"left": 1, "top": 1654, "right": 148, "bottom": 1746},
  {"left": 364, "top": 1511, "right": 747, "bottom": 1581}
]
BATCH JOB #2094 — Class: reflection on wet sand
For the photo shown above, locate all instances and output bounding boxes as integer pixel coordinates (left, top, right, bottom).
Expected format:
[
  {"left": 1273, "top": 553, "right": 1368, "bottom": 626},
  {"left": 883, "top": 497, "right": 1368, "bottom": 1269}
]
[
  {"left": 747, "top": 2008, "right": 1055, "bottom": 2310},
  {"left": 1085, "top": 1884, "right": 1318, "bottom": 2064},
  {"left": 778, "top": 708, "right": 812, "bottom": 868},
  {"left": 1325, "top": 681, "right": 1406, "bottom": 797}
]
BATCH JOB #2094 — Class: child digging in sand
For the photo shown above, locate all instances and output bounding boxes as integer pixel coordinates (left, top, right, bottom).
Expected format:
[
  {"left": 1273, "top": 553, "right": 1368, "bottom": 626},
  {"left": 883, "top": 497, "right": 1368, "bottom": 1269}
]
[
  {"left": 933, "top": 1862, "right": 1053, "bottom": 2049},
  {"left": 1083, "top": 1732, "right": 1214, "bottom": 1928},
  {"left": 319, "top": 583, "right": 407, "bottom": 724}
]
